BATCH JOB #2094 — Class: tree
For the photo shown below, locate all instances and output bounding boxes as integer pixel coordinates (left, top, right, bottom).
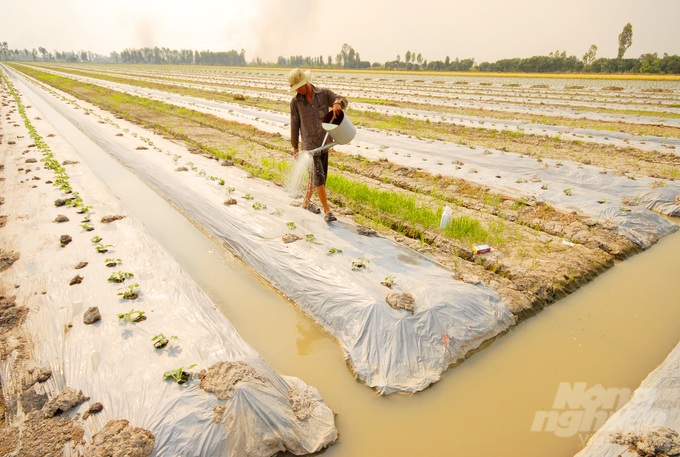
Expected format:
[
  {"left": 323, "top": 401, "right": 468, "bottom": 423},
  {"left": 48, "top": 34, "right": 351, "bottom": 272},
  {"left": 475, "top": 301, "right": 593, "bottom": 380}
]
[
  {"left": 396, "top": 54, "right": 400, "bottom": 62},
  {"left": 417, "top": 53, "right": 423, "bottom": 64},
  {"left": 405, "top": 51, "right": 411, "bottom": 64},
  {"left": 582, "top": 44, "right": 598, "bottom": 65},
  {"left": 618, "top": 23, "right": 633, "bottom": 59}
]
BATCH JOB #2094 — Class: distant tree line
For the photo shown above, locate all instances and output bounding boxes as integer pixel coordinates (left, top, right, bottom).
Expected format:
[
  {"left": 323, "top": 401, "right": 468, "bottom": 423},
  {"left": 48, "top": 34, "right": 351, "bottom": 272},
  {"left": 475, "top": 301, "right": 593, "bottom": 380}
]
[
  {"left": 0, "top": 42, "right": 113, "bottom": 63},
  {"left": 2, "top": 23, "right": 679, "bottom": 74}
]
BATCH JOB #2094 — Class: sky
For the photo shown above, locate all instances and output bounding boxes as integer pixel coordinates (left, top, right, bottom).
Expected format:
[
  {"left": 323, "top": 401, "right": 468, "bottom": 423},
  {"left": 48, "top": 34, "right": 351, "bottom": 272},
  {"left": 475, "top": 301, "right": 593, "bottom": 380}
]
[{"left": 4, "top": 0, "right": 680, "bottom": 64}]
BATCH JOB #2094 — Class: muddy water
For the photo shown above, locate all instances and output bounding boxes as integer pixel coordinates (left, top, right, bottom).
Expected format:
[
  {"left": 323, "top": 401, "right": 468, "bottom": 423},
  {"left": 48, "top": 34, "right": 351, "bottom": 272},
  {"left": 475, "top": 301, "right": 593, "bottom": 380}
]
[{"left": 16, "top": 74, "right": 680, "bottom": 457}]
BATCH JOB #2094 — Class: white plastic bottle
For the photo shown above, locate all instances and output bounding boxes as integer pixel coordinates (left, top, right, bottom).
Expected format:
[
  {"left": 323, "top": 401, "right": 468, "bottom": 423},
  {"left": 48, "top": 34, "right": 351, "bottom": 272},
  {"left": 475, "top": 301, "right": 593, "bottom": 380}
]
[{"left": 440, "top": 206, "right": 453, "bottom": 229}]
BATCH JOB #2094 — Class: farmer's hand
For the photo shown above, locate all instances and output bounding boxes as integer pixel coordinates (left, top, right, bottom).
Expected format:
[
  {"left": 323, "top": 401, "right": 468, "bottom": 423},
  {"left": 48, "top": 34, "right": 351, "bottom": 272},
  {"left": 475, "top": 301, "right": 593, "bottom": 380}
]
[
  {"left": 293, "top": 148, "right": 299, "bottom": 159},
  {"left": 332, "top": 100, "right": 342, "bottom": 117}
]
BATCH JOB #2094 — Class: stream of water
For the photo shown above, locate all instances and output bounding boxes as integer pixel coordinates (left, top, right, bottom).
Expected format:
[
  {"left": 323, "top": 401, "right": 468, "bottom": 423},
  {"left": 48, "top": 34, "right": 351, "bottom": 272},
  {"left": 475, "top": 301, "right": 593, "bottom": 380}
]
[{"left": 14, "top": 71, "right": 680, "bottom": 457}]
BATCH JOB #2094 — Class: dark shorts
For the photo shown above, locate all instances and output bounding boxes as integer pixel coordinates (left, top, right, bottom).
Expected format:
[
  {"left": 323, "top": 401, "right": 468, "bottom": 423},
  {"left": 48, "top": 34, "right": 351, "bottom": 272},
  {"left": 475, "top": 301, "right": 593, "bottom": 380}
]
[{"left": 312, "top": 150, "right": 329, "bottom": 188}]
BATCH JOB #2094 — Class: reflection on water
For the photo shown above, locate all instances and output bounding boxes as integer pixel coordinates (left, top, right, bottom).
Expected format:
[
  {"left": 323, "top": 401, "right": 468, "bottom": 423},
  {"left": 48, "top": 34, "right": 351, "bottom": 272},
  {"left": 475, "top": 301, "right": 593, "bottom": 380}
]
[{"left": 21, "top": 74, "right": 680, "bottom": 457}]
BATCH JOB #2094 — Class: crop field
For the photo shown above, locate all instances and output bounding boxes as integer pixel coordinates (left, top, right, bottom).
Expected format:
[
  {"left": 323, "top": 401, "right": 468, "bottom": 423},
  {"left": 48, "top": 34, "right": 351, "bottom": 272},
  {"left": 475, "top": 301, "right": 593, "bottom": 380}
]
[
  {"left": 8, "top": 62, "right": 680, "bottom": 317},
  {"left": 1, "top": 62, "right": 680, "bottom": 455}
]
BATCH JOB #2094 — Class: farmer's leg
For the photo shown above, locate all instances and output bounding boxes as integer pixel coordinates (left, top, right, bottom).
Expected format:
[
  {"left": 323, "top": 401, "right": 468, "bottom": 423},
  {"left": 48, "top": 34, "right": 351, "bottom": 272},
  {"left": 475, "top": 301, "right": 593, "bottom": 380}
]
[
  {"left": 316, "top": 184, "right": 331, "bottom": 215},
  {"left": 303, "top": 179, "right": 314, "bottom": 206}
]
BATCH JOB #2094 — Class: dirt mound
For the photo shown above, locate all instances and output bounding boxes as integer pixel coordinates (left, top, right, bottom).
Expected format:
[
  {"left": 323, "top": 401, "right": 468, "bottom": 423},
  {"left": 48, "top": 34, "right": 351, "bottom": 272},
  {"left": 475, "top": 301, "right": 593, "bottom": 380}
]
[
  {"left": 199, "top": 361, "right": 266, "bottom": 401},
  {"left": 386, "top": 292, "right": 415, "bottom": 313},
  {"left": 611, "top": 426, "right": 680, "bottom": 456},
  {"left": 0, "top": 251, "right": 19, "bottom": 272},
  {"left": 42, "top": 387, "right": 88, "bottom": 417},
  {"left": 85, "top": 419, "right": 155, "bottom": 457},
  {"left": 101, "top": 215, "right": 125, "bottom": 224},
  {"left": 288, "top": 386, "right": 316, "bottom": 421}
]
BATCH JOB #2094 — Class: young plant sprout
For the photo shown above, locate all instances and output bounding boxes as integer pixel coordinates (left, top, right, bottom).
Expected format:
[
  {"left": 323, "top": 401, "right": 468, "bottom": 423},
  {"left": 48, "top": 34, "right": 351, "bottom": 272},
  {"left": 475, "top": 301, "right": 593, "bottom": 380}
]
[
  {"left": 117, "top": 308, "right": 145, "bottom": 322},
  {"left": 620, "top": 206, "right": 632, "bottom": 212},
  {"left": 306, "top": 234, "right": 314, "bottom": 242},
  {"left": 117, "top": 283, "right": 140, "bottom": 300},
  {"left": 327, "top": 247, "right": 342, "bottom": 254},
  {"left": 96, "top": 243, "right": 113, "bottom": 253},
  {"left": 105, "top": 258, "right": 121, "bottom": 267},
  {"left": 219, "top": 179, "right": 225, "bottom": 185},
  {"left": 271, "top": 208, "right": 284, "bottom": 216},
  {"left": 516, "top": 178, "right": 527, "bottom": 184},
  {"left": 227, "top": 186, "right": 235, "bottom": 194},
  {"left": 108, "top": 271, "right": 134, "bottom": 283},
  {"left": 563, "top": 188, "right": 573, "bottom": 196},
  {"left": 252, "top": 202, "right": 267, "bottom": 210},
  {"left": 82, "top": 215, "right": 91, "bottom": 223},
  {"left": 152, "top": 333, "right": 178, "bottom": 349},
  {"left": 91, "top": 235, "right": 102, "bottom": 243},
  {"left": 80, "top": 223, "right": 94, "bottom": 231},
  {"left": 286, "top": 222, "right": 296, "bottom": 230},
  {"left": 352, "top": 257, "right": 370, "bottom": 270},
  {"left": 163, "top": 364, "right": 196, "bottom": 384},
  {"left": 384, "top": 276, "right": 396, "bottom": 287},
  {"left": 77, "top": 205, "right": 92, "bottom": 214},
  {"left": 244, "top": 194, "right": 254, "bottom": 200}
]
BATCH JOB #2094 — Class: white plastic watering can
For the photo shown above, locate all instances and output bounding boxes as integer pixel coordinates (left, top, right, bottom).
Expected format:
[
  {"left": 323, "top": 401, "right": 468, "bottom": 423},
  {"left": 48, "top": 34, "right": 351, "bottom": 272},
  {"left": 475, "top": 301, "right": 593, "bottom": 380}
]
[{"left": 309, "top": 111, "right": 357, "bottom": 156}]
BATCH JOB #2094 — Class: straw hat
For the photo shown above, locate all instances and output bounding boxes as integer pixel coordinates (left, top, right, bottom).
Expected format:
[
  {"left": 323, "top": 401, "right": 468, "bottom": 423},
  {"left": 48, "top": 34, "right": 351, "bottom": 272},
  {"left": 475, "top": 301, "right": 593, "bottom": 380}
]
[{"left": 288, "top": 68, "right": 311, "bottom": 93}]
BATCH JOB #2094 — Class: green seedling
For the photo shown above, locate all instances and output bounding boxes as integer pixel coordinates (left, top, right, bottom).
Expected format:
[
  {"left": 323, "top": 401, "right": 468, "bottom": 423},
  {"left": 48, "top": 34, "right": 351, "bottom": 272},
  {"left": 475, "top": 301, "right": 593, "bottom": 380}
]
[
  {"left": 91, "top": 236, "right": 102, "bottom": 243},
  {"left": 620, "top": 206, "right": 632, "bottom": 212},
  {"left": 252, "top": 202, "right": 267, "bottom": 210},
  {"left": 77, "top": 205, "right": 92, "bottom": 214},
  {"left": 227, "top": 186, "right": 235, "bottom": 194},
  {"left": 352, "top": 257, "right": 370, "bottom": 270},
  {"left": 117, "top": 283, "right": 140, "bottom": 300},
  {"left": 384, "top": 276, "right": 396, "bottom": 287},
  {"left": 80, "top": 223, "right": 94, "bottom": 231},
  {"left": 108, "top": 271, "right": 134, "bottom": 283},
  {"left": 541, "top": 184, "right": 549, "bottom": 190},
  {"left": 96, "top": 243, "right": 113, "bottom": 253},
  {"left": 286, "top": 222, "right": 296, "bottom": 230},
  {"left": 271, "top": 208, "right": 284, "bottom": 216},
  {"left": 219, "top": 179, "right": 225, "bottom": 185},
  {"left": 327, "top": 247, "right": 342, "bottom": 254},
  {"left": 244, "top": 194, "right": 254, "bottom": 200},
  {"left": 563, "top": 188, "right": 573, "bottom": 196},
  {"left": 117, "top": 308, "right": 144, "bottom": 322},
  {"left": 82, "top": 215, "right": 91, "bottom": 223},
  {"left": 516, "top": 178, "right": 527, "bottom": 184},
  {"left": 105, "top": 258, "right": 121, "bottom": 267},
  {"left": 152, "top": 333, "right": 178, "bottom": 349},
  {"left": 163, "top": 364, "right": 197, "bottom": 384},
  {"left": 306, "top": 234, "right": 314, "bottom": 242}
]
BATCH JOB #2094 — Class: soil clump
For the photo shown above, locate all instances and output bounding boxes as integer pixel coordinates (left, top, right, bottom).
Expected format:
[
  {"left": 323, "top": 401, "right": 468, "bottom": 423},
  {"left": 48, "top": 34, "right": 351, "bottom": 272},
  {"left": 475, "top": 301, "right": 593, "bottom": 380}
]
[
  {"left": 85, "top": 419, "right": 155, "bottom": 457},
  {"left": 101, "top": 214, "right": 125, "bottom": 224},
  {"left": 611, "top": 426, "right": 680, "bottom": 456},
  {"left": 386, "top": 292, "right": 415, "bottom": 313},
  {"left": 83, "top": 306, "right": 101, "bottom": 324},
  {"left": 199, "top": 361, "right": 266, "bottom": 401}
]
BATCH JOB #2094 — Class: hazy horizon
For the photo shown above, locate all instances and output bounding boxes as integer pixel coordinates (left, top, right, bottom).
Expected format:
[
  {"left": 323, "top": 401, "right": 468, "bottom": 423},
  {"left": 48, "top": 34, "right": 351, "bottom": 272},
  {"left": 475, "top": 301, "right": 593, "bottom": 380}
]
[{"left": 4, "top": 0, "right": 680, "bottom": 64}]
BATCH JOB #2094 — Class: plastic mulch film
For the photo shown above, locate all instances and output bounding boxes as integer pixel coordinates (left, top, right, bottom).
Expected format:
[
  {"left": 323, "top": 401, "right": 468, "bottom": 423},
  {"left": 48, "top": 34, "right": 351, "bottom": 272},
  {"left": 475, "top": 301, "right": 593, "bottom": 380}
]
[
  {"left": 573, "top": 339, "right": 680, "bottom": 457},
  {"left": 0, "top": 69, "right": 337, "bottom": 456},
  {"left": 9, "top": 67, "right": 516, "bottom": 395},
  {"left": 24, "top": 66, "right": 678, "bottom": 249}
]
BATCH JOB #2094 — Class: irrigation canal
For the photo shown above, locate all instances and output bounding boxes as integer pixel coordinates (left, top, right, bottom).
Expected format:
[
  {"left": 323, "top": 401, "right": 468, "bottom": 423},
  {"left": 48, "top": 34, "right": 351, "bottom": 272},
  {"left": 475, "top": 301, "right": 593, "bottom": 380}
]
[{"left": 12, "top": 69, "right": 680, "bottom": 457}]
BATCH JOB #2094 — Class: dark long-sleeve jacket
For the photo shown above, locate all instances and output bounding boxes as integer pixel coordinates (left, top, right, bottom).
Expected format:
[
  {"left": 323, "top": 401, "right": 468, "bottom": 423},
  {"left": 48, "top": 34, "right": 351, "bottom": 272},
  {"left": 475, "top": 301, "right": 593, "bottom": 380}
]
[{"left": 290, "top": 85, "right": 348, "bottom": 151}]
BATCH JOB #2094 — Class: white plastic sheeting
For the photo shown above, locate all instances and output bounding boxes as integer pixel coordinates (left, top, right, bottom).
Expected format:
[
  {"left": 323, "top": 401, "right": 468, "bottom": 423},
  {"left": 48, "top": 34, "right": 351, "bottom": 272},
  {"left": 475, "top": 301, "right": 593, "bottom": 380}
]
[
  {"left": 25, "top": 65, "right": 680, "bottom": 154},
  {"left": 21, "top": 65, "right": 680, "bottom": 248},
  {"left": 574, "top": 339, "right": 680, "bottom": 457},
  {"left": 1, "top": 68, "right": 337, "bottom": 456},
  {"left": 9, "top": 67, "right": 516, "bottom": 395}
]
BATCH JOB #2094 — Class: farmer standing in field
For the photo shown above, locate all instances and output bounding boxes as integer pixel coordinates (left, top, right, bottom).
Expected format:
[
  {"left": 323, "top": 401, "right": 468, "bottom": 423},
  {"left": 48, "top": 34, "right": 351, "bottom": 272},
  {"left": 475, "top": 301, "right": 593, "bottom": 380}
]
[{"left": 289, "top": 68, "right": 348, "bottom": 222}]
